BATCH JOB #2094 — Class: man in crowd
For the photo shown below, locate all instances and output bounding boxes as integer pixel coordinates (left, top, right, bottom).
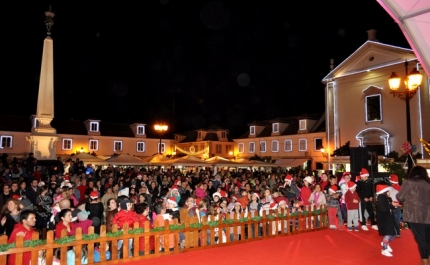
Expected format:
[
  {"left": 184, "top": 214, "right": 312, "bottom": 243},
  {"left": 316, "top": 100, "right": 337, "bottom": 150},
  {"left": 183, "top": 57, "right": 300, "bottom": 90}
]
[{"left": 8, "top": 209, "right": 37, "bottom": 265}]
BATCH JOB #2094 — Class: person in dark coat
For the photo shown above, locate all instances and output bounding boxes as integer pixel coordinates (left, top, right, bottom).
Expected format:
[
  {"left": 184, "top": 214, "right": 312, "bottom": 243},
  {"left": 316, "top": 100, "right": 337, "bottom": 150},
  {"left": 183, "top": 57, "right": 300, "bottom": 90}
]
[
  {"left": 397, "top": 166, "right": 430, "bottom": 264},
  {"left": 376, "top": 184, "right": 398, "bottom": 257}
]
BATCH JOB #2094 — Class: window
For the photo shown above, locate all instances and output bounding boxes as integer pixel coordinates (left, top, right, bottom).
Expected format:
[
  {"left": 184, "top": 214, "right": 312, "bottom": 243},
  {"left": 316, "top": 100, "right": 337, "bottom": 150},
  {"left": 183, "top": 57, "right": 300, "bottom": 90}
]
[
  {"left": 114, "top": 141, "right": 123, "bottom": 151},
  {"left": 62, "top": 138, "right": 72, "bottom": 150},
  {"left": 89, "top": 140, "right": 98, "bottom": 151},
  {"left": 221, "top": 131, "right": 226, "bottom": 138},
  {"left": 238, "top": 143, "right": 245, "bottom": 153},
  {"left": 272, "top": 123, "right": 279, "bottom": 133},
  {"left": 260, "top": 141, "right": 266, "bottom": 152},
  {"left": 271, "top": 140, "right": 279, "bottom": 152},
  {"left": 137, "top": 126, "right": 145, "bottom": 135},
  {"left": 216, "top": 144, "right": 222, "bottom": 153},
  {"left": 90, "top": 122, "right": 99, "bottom": 132},
  {"left": 0, "top": 136, "right": 12, "bottom": 148},
  {"left": 158, "top": 143, "right": 166, "bottom": 153},
  {"left": 198, "top": 132, "right": 202, "bottom": 139},
  {"left": 137, "top": 141, "right": 145, "bottom": 152},
  {"left": 284, "top": 139, "right": 292, "bottom": 152},
  {"left": 299, "top": 138, "right": 307, "bottom": 151},
  {"left": 250, "top": 126, "right": 255, "bottom": 135},
  {"left": 299, "top": 120, "right": 306, "bottom": 130},
  {"left": 225, "top": 145, "right": 232, "bottom": 153},
  {"left": 249, "top": 142, "right": 255, "bottom": 153},
  {"left": 366, "top": 95, "right": 382, "bottom": 122},
  {"left": 314, "top": 138, "right": 323, "bottom": 151}
]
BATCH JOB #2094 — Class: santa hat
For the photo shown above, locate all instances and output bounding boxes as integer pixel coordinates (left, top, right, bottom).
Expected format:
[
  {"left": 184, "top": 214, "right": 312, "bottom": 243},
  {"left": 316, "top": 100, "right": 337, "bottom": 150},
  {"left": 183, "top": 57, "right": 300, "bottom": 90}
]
[
  {"left": 90, "top": 191, "right": 99, "bottom": 199},
  {"left": 212, "top": 192, "right": 221, "bottom": 199},
  {"left": 136, "top": 174, "right": 143, "bottom": 179},
  {"left": 277, "top": 198, "right": 288, "bottom": 206},
  {"left": 269, "top": 202, "right": 278, "bottom": 210},
  {"left": 376, "top": 184, "right": 390, "bottom": 195},
  {"left": 171, "top": 185, "right": 179, "bottom": 192},
  {"left": 360, "top": 168, "right": 369, "bottom": 177},
  {"left": 347, "top": 181, "right": 357, "bottom": 190},
  {"left": 329, "top": 185, "right": 338, "bottom": 193},
  {"left": 284, "top": 174, "right": 293, "bottom": 182},
  {"left": 219, "top": 190, "right": 228, "bottom": 198},
  {"left": 234, "top": 202, "right": 242, "bottom": 209},
  {"left": 304, "top": 176, "right": 313, "bottom": 184},
  {"left": 174, "top": 179, "right": 181, "bottom": 186},
  {"left": 167, "top": 196, "right": 177, "bottom": 206},
  {"left": 252, "top": 192, "right": 260, "bottom": 200},
  {"left": 195, "top": 197, "right": 202, "bottom": 206},
  {"left": 342, "top": 172, "right": 351, "bottom": 177},
  {"left": 389, "top": 174, "right": 399, "bottom": 184},
  {"left": 355, "top": 176, "right": 361, "bottom": 182},
  {"left": 12, "top": 194, "right": 21, "bottom": 200},
  {"left": 38, "top": 181, "right": 46, "bottom": 187},
  {"left": 231, "top": 195, "right": 238, "bottom": 202},
  {"left": 64, "top": 175, "right": 70, "bottom": 181}
]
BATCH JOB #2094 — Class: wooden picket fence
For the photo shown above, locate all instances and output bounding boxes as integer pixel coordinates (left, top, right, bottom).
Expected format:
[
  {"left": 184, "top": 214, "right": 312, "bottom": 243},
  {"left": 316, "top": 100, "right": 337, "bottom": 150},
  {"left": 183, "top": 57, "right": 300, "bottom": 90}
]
[{"left": 0, "top": 206, "right": 328, "bottom": 265}]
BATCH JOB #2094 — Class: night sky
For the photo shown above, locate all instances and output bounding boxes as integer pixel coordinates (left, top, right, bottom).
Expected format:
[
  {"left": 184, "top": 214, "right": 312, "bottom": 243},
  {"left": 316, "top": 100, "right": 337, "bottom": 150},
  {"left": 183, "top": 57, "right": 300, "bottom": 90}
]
[{"left": 3, "top": 1, "right": 409, "bottom": 138}]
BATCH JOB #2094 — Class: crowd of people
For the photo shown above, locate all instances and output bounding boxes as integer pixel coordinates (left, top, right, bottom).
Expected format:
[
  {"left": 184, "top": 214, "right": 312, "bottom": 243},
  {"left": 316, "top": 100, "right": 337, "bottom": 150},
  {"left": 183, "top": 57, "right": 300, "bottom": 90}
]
[{"left": 0, "top": 153, "right": 429, "bottom": 264}]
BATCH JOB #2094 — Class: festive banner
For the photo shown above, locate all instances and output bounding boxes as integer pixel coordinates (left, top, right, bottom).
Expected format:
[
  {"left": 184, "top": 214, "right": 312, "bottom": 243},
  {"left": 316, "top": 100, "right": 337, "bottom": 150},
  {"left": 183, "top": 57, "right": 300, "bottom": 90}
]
[{"left": 174, "top": 145, "right": 209, "bottom": 156}]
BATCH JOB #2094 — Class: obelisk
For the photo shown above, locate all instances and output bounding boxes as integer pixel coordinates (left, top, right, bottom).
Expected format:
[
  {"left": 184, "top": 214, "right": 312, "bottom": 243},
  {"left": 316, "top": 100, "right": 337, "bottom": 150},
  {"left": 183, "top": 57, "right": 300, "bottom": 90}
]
[{"left": 28, "top": 6, "right": 58, "bottom": 160}]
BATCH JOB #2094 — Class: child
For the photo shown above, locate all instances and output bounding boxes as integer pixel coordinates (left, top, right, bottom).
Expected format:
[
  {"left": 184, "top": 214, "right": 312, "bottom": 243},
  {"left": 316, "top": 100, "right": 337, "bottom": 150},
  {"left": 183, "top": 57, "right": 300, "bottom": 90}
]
[
  {"left": 327, "top": 185, "right": 341, "bottom": 230},
  {"left": 344, "top": 181, "right": 361, "bottom": 231},
  {"left": 376, "top": 184, "right": 397, "bottom": 257},
  {"left": 74, "top": 210, "right": 92, "bottom": 234}
]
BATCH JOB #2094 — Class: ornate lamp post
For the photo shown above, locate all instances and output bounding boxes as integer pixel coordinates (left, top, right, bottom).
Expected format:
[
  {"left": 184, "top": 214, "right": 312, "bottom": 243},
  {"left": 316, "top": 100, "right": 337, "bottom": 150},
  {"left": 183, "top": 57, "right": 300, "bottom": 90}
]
[
  {"left": 388, "top": 60, "right": 423, "bottom": 174},
  {"left": 154, "top": 124, "right": 168, "bottom": 154}
]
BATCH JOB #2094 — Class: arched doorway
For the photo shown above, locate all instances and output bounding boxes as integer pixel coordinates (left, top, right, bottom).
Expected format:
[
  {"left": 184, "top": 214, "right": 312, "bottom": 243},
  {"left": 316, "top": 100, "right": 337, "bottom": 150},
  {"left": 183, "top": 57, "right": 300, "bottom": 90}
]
[{"left": 355, "top": 127, "right": 390, "bottom": 156}]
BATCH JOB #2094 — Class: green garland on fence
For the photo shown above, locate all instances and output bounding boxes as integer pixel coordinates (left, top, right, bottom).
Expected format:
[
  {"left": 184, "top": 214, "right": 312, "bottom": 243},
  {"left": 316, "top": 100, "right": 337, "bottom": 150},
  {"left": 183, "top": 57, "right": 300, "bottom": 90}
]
[
  {"left": 278, "top": 214, "right": 287, "bottom": 218},
  {"left": 222, "top": 219, "right": 234, "bottom": 224},
  {"left": 83, "top": 234, "right": 100, "bottom": 240},
  {"left": 302, "top": 210, "right": 309, "bottom": 215},
  {"left": 207, "top": 221, "right": 219, "bottom": 227},
  {"left": 54, "top": 236, "right": 76, "bottom": 245},
  {"left": 238, "top": 217, "right": 248, "bottom": 223},
  {"left": 169, "top": 224, "right": 185, "bottom": 231},
  {"left": 189, "top": 223, "right": 203, "bottom": 229},
  {"left": 0, "top": 243, "right": 15, "bottom": 252},
  {"left": 252, "top": 216, "right": 262, "bottom": 221},
  {"left": 149, "top": 227, "right": 165, "bottom": 232},
  {"left": 266, "top": 215, "right": 275, "bottom": 220},
  {"left": 290, "top": 212, "right": 299, "bottom": 217},
  {"left": 106, "top": 231, "right": 124, "bottom": 238},
  {"left": 128, "top": 228, "right": 145, "bottom": 234}
]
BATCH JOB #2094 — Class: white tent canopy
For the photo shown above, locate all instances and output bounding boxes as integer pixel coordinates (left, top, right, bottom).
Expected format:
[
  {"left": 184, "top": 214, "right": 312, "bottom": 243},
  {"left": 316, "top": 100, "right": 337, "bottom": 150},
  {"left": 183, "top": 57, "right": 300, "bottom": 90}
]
[
  {"left": 377, "top": 0, "right": 430, "bottom": 76},
  {"left": 62, "top": 152, "right": 109, "bottom": 165},
  {"left": 105, "top": 153, "right": 149, "bottom": 166}
]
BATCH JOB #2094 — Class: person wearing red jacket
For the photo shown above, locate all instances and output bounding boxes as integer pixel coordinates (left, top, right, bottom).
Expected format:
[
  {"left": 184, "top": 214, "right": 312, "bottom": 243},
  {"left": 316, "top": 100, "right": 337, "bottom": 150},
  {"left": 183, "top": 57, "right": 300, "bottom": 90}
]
[
  {"left": 344, "top": 181, "right": 361, "bottom": 232},
  {"left": 135, "top": 203, "right": 154, "bottom": 255},
  {"left": 113, "top": 199, "right": 137, "bottom": 258},
  {"left": 8, "top": 209, "right": 37, "bottom": 265}
]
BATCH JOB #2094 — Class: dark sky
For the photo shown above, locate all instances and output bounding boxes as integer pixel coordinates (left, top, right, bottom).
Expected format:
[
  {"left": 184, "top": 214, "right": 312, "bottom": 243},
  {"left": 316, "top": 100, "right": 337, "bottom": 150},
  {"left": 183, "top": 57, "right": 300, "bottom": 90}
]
[{"left": 3, "top": 1, "right": 409, "bottom": 138}]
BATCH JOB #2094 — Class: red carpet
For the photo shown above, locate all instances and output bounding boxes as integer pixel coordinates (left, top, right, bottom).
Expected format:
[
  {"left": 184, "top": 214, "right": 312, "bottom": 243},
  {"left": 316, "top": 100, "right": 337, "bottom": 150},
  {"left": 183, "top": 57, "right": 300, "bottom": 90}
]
[{"left": 118, "top": 229, "right": 420, "bottom": 265}]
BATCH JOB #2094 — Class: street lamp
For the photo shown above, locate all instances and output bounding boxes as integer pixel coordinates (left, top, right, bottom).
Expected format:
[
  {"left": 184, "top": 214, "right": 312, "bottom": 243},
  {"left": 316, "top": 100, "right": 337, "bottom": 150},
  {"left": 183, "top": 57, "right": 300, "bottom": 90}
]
[
  {"left": 154, "top": 124, "right": 168, "bottom": 154},
  {"left": 320, "top": 147, "right": 329, "bottom": 158},
  {"left": 388, "top": 60, "right": 423, "bottom": 174}
]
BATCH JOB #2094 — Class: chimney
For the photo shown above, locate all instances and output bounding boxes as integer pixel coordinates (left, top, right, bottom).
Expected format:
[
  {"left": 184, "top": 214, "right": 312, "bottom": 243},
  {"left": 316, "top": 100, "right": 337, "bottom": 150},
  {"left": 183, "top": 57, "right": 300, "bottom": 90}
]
[
  {"left": 367, "top": 29, "right": 378, "bottom": 42},
  {"left": 330, "top": 58, "right": 334, "bottom": 70}
]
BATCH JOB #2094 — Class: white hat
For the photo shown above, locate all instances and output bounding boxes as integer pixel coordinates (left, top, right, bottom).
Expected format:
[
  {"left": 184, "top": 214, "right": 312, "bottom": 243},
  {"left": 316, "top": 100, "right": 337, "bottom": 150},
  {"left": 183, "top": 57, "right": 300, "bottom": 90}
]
[
  {"left": 304, "top": 176, "right": 313, "bottom": 184},
  {"left": 118, "top": 187, "right": 130, "bottom": 197}
]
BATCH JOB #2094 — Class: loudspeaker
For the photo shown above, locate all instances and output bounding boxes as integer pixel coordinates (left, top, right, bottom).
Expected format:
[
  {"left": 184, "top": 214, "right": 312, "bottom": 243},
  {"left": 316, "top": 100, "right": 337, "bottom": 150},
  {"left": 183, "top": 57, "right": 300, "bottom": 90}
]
[{"left": 350, "top": 147, "right": 378, "bottom": 178}]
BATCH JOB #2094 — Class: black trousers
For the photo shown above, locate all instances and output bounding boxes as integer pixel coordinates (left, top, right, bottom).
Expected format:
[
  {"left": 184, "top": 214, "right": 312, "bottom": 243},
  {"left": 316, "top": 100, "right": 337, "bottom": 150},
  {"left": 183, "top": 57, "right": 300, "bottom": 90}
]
[
  {"left": 360, "top": 200, "right": 376, "bottom": 225},
  {"left": 408, "top": 222, "right": 430, "bottom": 259}
]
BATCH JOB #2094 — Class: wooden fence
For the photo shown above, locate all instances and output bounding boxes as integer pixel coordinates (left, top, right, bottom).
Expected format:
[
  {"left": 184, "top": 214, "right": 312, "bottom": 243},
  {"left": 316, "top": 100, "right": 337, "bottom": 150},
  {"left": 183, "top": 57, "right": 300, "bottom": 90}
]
[{"left": 0, "top": 207, "right": 328, "bottom": 265}]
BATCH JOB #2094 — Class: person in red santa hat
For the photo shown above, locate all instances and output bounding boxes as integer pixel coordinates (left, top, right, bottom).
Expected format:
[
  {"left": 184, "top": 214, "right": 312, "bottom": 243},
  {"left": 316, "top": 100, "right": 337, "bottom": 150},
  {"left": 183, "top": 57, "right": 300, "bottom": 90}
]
[
  {"left": 344, "top": 181, "right": 361, "bottom": 231},
  {"left": 388, "top": 174, "right": 402, "bottom": 236},
  {"left": 376, "top": 184, "right": 397, "bottom": 257},
  {"left": 356, "top": 168, "right": 378, "bottom": 231}
]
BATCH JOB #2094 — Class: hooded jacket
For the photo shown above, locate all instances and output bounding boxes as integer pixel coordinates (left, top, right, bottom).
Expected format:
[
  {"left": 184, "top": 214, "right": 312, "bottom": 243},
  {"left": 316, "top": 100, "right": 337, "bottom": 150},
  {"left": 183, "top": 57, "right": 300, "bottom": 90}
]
[{"left": 7, "top": 222, "right": 35, "bottom": 265}]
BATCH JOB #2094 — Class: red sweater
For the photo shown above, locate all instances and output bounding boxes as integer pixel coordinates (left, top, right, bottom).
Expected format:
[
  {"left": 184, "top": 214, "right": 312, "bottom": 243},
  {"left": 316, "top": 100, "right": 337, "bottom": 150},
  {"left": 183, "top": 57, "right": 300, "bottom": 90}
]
[
  {"left": 55, "top": 222, "right": 75, "bottom": 238},
  {"left": 344, "top": 190, "right": 360, "bottom": 210},
  {"left": 8, "top": 223, "right": 35, "bottom": 265}
]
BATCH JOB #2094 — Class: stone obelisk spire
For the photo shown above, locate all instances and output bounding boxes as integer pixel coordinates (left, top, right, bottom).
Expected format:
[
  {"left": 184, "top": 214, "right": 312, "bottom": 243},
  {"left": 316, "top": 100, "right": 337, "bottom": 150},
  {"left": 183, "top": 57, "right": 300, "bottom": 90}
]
[{"left": 28, "top": 6, "right": 58, "bottom": 160}]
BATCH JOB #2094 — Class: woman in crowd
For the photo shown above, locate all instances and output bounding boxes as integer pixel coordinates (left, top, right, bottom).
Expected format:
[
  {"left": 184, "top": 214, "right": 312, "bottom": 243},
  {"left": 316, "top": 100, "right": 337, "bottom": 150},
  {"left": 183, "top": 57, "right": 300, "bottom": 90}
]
[
  {"left": 105, "top": 198, "right": 119, "bottom": 233},
  {"left": 0, "top": 198, "right": 21, "bottom": 237},
  {"left": 397, "top": 166, "right": 430, "bottom": 264},
  {"left": 55, "top": 208, "right": 75, "bottom": 238},
  {"left": 35, "top": 185, "right": 53, "bottom": 239}
]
